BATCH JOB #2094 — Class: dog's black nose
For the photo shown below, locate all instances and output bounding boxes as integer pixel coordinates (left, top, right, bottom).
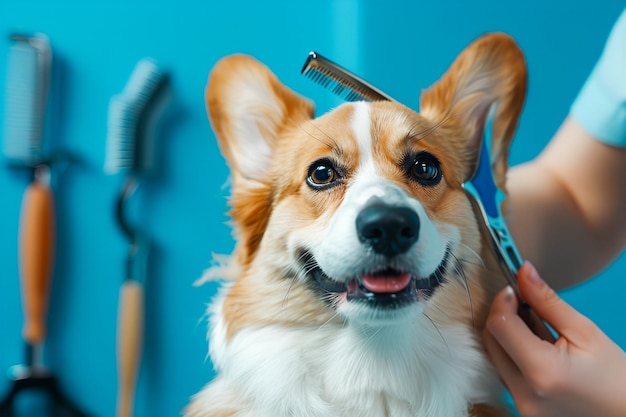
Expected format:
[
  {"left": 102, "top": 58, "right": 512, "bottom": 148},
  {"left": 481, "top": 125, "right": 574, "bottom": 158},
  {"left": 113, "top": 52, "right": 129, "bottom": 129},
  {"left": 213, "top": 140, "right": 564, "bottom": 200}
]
[{"left": 356, "top": 205, "right": 420, "bottom": 256}]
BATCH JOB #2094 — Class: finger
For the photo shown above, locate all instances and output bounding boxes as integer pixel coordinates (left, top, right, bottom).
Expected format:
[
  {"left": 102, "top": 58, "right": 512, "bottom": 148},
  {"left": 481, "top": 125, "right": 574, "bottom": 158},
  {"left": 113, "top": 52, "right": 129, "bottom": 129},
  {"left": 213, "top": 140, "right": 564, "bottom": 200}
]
[
  {"left": 485, "top": 285, "right": 554, "bottom": 370},
  {"left": 517, "top": 262, "right": 599, "bottom": 344},
  {"left": 482, "top": 325, "right": 526, "bottom": 393},
  {"left": 482, "top": 324, "right": 542, "bottom": 411}
]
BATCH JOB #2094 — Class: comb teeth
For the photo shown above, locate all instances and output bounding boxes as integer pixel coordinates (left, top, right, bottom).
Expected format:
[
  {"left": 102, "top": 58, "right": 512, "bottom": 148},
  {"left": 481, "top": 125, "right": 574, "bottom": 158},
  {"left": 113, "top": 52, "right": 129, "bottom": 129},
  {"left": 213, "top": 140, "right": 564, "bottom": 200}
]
[
  {"left": 303, "top": 67, "right": 370, "bottom": 102},
  {"left": 301, "top": 52, "right": 395, "bottom": 103}
]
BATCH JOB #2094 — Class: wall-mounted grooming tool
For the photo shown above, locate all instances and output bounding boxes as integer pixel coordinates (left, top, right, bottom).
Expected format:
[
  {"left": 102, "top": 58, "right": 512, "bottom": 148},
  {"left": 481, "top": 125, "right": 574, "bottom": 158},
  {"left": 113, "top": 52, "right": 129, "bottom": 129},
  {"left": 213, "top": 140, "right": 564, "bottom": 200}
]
[
  {"left": 0, "top": 33, "right": 89, "bottom": 417},
  {"left": 300, "top": 51, "right": 556, "bottom": 343},
  {"left": 105, "top": 58, "right": 170, "bottom": 417}
]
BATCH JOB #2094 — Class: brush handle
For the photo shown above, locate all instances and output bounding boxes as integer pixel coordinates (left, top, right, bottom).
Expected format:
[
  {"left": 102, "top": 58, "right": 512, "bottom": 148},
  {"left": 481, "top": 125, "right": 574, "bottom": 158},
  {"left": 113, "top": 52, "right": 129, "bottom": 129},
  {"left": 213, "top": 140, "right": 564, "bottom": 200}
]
[
  {"left": 19, "top": 169, "right": 55, "bottom": 348},
  {"left": 116, "top": 280, "right": 144, "bottom": 417}
]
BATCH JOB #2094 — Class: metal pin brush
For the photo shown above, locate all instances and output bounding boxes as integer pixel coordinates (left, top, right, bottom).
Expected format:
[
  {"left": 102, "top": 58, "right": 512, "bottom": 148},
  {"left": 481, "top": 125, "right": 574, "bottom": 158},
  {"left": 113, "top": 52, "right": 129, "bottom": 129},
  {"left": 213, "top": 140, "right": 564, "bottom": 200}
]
[{"left": 0, "top": 33, "right": 89, "bottom": 417}]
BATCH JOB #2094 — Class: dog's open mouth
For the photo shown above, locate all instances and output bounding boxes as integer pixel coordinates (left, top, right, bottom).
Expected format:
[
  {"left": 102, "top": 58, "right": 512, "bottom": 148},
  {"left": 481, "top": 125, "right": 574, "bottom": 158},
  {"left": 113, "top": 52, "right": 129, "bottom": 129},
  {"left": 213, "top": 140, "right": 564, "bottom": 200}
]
[{"left": 302, "top": 250, "right": 450, "bottom": 308}]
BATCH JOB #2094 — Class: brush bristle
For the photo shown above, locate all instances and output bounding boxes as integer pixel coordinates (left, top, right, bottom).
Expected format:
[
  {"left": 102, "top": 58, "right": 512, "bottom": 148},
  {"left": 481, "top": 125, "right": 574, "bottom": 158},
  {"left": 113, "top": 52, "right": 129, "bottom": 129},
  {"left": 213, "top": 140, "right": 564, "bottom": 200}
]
[
  {"left": 105, "top": 58, "right": 168, "bottom": 175},
  {"left": 2, "top": 34, "right": 51, "bottom": 165},
  {"left": 301, "top": 52, "right": 394, "bottom": 103}
]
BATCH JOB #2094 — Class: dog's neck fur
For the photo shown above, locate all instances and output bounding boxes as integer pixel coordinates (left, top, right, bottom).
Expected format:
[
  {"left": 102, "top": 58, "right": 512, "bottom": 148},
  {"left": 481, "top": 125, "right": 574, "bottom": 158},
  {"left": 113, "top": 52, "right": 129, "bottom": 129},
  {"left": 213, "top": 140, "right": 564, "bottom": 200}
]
[{"left": 192, "top": 244, "right": 507, "bottom": 417}]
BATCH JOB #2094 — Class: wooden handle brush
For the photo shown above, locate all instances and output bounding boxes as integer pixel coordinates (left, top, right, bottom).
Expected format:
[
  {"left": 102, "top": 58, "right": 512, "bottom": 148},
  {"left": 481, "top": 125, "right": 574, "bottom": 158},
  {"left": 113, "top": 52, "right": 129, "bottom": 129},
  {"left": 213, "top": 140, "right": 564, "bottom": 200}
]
[
  {"left": 106, "top": 58, "right": 170, "bottom": 417},
  {"left": 1, "top": 34, "right": 89, "bottom": 417}
]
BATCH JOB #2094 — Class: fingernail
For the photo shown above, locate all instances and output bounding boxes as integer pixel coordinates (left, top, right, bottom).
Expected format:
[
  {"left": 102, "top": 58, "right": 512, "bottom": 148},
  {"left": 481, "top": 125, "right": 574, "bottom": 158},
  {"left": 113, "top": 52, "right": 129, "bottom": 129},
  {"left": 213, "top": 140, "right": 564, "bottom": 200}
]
[
  {"left": 523, "top": 262, "right": 544, "bottom": 287},
  {"left": 503, "top": 285, "right": 516, "bottom": 303}
]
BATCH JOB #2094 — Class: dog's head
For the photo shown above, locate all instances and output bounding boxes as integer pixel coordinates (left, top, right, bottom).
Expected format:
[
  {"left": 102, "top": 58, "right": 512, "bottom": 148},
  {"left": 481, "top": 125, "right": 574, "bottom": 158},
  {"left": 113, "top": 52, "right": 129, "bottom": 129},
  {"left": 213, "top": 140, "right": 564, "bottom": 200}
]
[{"left": 206, "top": 34, "right": 526, "bottom": 337}]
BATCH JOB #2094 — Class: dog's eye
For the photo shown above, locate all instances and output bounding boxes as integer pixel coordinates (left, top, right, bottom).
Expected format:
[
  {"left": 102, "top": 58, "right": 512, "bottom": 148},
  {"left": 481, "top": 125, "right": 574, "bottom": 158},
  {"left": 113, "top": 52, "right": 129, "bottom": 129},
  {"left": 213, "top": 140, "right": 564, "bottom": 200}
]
[
  {"left": 408, "top": 153, "right": 442, "bottom": 186},
  {"left": 307, "top": 159, "right": 340, "bottom": 190}
]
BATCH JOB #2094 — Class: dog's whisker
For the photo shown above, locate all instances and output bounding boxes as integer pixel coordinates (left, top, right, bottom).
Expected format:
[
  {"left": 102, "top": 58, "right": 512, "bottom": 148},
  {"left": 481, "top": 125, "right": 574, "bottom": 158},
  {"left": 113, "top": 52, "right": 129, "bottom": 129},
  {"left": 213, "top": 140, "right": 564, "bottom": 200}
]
[
  {"left": 315, "top": 309, "right": 342, "bottom": 333},
  {"left": 458, "top": 242, "right": 486, "bottom": 271},
  {"left": 309, "top": 122, "right": 342, "bottom": 151},
  {"left": 456, "top": 260, "right": 481, "bottom": 287},
  {"left": 433, "top": 270, "right": 444, "bottom": 286},
  {"left": 282, "top": 256, "right": 315, "bottom": 308},
  {"left": 423, "top": 312, "right": 451, "bottom": 356},
  {"left": 426, "top": 299, "right": 452, "bottom": 321},
  {"left": 450, "top": 253, "right": 476, "bottom": 328},
  {"left": 408, "top": 111, "right": 452, "bottom": 142},
  {"left": 282, "top": 276, "right": 298, "bottom": 308},
  {"left": 300, "top": 122, "right": 337, "bottom": 150}
]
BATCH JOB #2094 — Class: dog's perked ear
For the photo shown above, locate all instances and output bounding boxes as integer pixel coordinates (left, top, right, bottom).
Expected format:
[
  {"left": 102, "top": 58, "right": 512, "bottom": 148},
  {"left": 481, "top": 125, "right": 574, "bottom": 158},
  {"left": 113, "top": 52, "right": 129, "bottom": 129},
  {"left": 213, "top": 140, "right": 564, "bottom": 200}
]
[
  {"left": 206, "top": 55, "right": 315, "bottom": 262},
  {"left": 206, "top": 54, "right": 315, "bottom": 186},
  {"left": 420, "top": 33, "right": 527, "bottom": 191}
]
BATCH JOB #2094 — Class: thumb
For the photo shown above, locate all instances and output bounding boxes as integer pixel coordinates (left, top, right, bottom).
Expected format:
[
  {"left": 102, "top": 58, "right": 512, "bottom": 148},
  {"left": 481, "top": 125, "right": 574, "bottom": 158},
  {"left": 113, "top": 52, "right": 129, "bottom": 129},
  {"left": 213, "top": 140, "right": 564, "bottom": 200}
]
[{"left": 518, "top": 262, "right": 596, "bottom": 344}]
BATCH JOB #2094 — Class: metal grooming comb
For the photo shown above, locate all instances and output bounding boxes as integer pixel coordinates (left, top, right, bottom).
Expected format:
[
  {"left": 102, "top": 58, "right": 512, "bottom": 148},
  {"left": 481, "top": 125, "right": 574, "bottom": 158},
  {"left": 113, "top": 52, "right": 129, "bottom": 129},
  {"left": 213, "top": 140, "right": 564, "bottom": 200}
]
[{"left": 301, "top": 51, "right": 396, "bottom": 102}]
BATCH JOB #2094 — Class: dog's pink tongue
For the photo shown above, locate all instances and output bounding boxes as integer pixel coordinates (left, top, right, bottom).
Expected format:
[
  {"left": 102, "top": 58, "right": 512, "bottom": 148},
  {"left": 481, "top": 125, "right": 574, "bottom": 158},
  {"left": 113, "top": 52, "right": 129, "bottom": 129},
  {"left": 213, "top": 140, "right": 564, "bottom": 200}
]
[{"left": 360, "top": 273, "right": 411, "bottom": 293}]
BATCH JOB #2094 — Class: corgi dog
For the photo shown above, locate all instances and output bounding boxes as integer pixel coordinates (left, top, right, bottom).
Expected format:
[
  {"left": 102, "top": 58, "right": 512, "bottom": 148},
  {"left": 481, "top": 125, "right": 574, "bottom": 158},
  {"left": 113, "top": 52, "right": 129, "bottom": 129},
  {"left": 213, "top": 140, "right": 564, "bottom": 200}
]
[{"left": 187, "top": 33, "right": 526, "bottom": 417}]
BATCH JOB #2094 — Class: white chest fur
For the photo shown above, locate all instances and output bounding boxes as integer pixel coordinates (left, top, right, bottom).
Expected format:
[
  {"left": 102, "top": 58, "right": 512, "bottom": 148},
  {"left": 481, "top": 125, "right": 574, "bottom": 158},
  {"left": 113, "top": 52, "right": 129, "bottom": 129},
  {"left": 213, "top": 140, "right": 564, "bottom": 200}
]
[{"left": 203, "top": 290, "right": 501, "bottom": 417}]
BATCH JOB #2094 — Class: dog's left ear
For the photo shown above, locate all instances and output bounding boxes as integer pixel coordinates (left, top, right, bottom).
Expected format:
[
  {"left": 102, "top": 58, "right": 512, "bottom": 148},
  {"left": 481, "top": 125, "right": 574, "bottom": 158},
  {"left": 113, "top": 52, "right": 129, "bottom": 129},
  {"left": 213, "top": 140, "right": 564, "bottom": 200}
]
[
  {"left": 420, "top": 33, "right": 527, "bottom": 189},
  {"left": 206, "top": 55, "right": 315, "bottom": 264},
  {"left": 207, "top": 54, "right": 315, "bottom": 186}
]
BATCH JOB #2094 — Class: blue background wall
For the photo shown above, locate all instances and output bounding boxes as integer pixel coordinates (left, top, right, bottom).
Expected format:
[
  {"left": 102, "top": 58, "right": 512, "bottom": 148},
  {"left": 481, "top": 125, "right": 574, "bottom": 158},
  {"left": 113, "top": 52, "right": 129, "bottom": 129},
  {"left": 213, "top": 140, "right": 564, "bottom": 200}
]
[{"left": 0, "top": 1, "right": 624, "bottom": 416}]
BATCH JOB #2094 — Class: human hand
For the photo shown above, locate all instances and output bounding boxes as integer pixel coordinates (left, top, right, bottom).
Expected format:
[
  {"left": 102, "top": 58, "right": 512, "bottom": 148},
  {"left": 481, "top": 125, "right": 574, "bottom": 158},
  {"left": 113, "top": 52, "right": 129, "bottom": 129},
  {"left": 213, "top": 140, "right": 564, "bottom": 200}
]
[{"left": 483, "top": 262, "right": 626, "bottom": 417}]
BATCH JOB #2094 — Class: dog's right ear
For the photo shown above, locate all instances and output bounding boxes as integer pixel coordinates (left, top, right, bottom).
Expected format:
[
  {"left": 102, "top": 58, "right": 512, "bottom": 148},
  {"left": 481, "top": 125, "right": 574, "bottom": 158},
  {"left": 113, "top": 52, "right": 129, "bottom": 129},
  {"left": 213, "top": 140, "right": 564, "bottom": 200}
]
[
  {"left": 207, "top": 55, "right": 314, "bottom": 186},
  {"left": 420, "top": 34, "right": 526, "bottom": 191},
  {"left": 206, "top": 55, "right": 314, "bottom": 263}
]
